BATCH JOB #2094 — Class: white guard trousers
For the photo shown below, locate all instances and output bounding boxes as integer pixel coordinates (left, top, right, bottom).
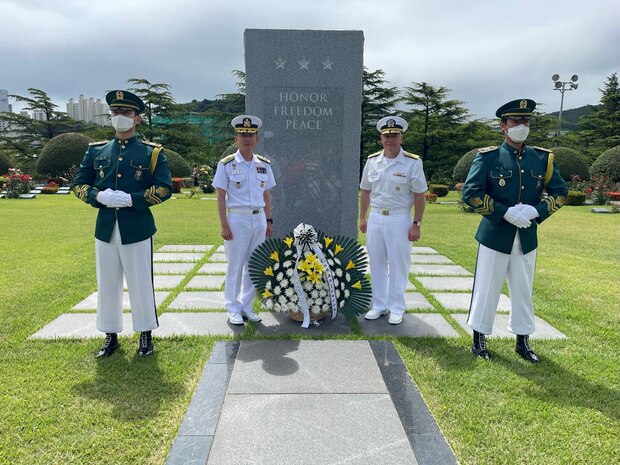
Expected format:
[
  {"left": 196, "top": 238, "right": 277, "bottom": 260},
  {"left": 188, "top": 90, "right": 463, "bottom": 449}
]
[
  {"left": 95, "top": 222, "right": 158, "bottom": 333},
  {"left": 224, "top": 212, "right": 267, "bottom": 315},
  {"left": 366, "top": 210, "right": 412, "bottom": 316},
  {"left": 467, "top": 234, "right": 537, "bottom": 335}
]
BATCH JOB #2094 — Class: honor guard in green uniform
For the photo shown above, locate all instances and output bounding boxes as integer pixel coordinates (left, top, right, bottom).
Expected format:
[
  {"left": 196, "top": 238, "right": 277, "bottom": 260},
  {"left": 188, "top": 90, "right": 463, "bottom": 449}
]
[
  {"left": 72, "top": 90, "right": 172, "bottom": 358},
  {"left": 462, "top": 99, "right": 568, "bottom": 362}
]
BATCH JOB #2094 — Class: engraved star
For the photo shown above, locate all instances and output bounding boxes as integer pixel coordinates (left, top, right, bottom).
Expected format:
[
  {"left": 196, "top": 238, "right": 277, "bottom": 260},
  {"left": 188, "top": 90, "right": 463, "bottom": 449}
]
[
  {"left": 322, "top": 58, "right": 334, "bottom": 70},
  {"left": 298, "top": 57, "right": 310, "bottom": 70},
  {"left": 274, "top": 57, "right": 286, "bottom": 69}
]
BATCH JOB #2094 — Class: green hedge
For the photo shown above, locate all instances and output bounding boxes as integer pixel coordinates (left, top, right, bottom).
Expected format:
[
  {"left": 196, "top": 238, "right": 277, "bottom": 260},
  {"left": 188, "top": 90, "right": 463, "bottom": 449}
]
[
  {"left": 164, "top": 149, "right": 191, "bottom": 177},
  {"left": 566, "top": 190, "right": 586, "bottom": 206},
  {"left": 429, "top": 184, "right": 449, "bottom": 197},
  {"left": 590, "top": 145, "right": 620, "bottom": 182},
  {"left": 37, "top": 133, "right": 92, "bottom": 177},
  {"left": 552, "top": 146, "right": 590, "bottom": 181},
  {"left": 0, "top": 151, "right": 15, "bottom": 175},
  {"left": 452, "top": 148, "right": 480, "bottom": 182}
]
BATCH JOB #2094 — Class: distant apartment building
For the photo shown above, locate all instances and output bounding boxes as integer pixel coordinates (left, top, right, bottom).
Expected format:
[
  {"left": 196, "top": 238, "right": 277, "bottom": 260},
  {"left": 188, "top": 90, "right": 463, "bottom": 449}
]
[
  {"left": 0, "top": 89, "right": 9, "bottom": 112},
  {"left": 66, "top": 94, "right": 110, "bottom": 126}
]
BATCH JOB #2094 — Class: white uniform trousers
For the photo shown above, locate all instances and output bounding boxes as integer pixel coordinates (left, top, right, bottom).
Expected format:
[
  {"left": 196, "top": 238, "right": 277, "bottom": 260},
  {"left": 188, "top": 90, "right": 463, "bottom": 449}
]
[
  {"left": 366, "top": 210, "right": 412, "bottom": 316},
  {"left": 224, "top": 212, "right": 267, "bottom": 315},
  {"left": 95, "top": 222, "right": 158, "bottom": 333},
  {"left": 467, "top": 234, "right": 537, "bottom": 335}
]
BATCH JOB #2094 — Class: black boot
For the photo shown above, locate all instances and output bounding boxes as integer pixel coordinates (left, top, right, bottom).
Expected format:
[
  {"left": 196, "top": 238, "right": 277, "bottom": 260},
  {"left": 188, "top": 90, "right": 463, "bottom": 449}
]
[
  {"left": 472, "top": 330, "right": 490, "bottom": 360},
  {"left": 515, "top": 335, "right": 539, "bottom": 362},
  {"left": 138, "top": 331, "right": 154, "bottom": 357},
  {"left": 97, "top": 333, "right": 118, "bottom": 358}
]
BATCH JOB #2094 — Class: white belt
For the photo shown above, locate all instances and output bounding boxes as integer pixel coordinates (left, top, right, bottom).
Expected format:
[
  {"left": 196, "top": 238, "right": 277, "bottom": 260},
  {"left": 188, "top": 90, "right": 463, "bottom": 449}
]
[
  {"left": 370, "top": 207, "right": 410, "bottom": 216},
  {"left": 227, "top": 207, "right": 263, "bottom": 214}
]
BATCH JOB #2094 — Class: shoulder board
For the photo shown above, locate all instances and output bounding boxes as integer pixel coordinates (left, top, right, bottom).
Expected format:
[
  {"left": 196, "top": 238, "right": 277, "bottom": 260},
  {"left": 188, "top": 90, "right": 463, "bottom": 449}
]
[
  {"left": 532, "top": 146, "right": 552, "bottom": 153},
  {"left": 256, "top": 154, "right": 271, "bottom": 164},
  {"left": 220, "top": 154, "right": 236, "bottom": 164},
  {"left": 478, "top": 146, "right": 498, "bottom": 154},
  {"left": 143, "top": 141, "right": 163, "bottom": 148},
  {"left": 367, "top": 151, "right": 382, "bottom": 159},
  {"left": 88, "top": 140, "right": 108, "bottom": 146},
  {"left": 403, "top": 151, "right": 420, "bottom": 159}
]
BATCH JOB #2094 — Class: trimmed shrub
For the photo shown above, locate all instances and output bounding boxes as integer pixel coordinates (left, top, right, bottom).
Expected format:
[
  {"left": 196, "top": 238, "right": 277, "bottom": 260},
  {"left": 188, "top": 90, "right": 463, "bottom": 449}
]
[
  {"left": 164, "top": 149, "right": 192, "bottom": 178},
  {"left": 552, "top": 146, "right": 590, "bottom": 181},
  {"left": 425, "top": 193, "right": 438, "bottom": 203},
  {"left": 566, "top": 190, "right": 586, "bottom": 206},
  {"left": 429, "top": 184, "right": 449, "bottom": 197},
  {"left": 452, "top": 148, "right": 481, "bottom": 182},
  {"left": 221, "top": 143, "right": 237, "bottom": 158},
  {"left": 171, "top": 177, "right": 183, "bottom": 193},
  {"left": 37, "top": 133, "right": 92, "bottom": 178},
  {"left": 40, "top": 186, "right": 59, "bottom": 194},
  {"left": 0, "top": 152, "right": 14, "bottom": 175},
  {"left": 590, "top": 145, "right": 620, "bottom": 182}
]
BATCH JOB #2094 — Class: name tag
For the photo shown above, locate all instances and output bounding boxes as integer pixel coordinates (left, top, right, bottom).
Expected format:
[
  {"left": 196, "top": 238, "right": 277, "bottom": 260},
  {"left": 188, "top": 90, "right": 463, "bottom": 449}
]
[{"left": 256, "top": 166, "right": 267, "bottom": 174}]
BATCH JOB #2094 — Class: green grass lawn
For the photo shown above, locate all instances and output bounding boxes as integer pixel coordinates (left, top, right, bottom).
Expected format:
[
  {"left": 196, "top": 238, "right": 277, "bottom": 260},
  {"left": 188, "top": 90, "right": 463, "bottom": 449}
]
[{"left": 0, "top": 192, "right": 618, "bottom": 464}]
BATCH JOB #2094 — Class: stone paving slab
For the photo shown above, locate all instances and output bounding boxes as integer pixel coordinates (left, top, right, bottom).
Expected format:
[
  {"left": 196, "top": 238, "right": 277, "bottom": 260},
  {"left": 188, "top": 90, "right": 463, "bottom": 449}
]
[
  {"left": 433, "top": 293, "right": 511, "bottom": 312},
  {"left": 215, "top": 245, "right": 225, "bottom": 253},
  {"left": 405, "top": 292, "right": 434, "bottom": 309},
  {"left": 253, "top": 312, "right": 351, "bottom": 335},
  {"left": 168, "top": 292, "right": 226, "bottom": 310},
  {"left": 410, "top": 264, "right": 472, "bottom": 276},
  {"left": 411, "top": 246, "right": 438, "bottom": 254},
  {"left": 358, "top": 313, "right": 459, "bottom": 337},
  {"left": 153, "top": 252, "right": 204, "bottom": 262},
  {"left": 157, "top": 313, "right": 244, "bottom": 336},
  {"left": 206, "top": 393, "right": 417, "bottom": 465},
  {"left": 197, "top": 263, "right": 228, "bottom": 274},
  {"left": 406, "top": 280, "right": 416, "bottom": 290},
  {"left": 123, "top": 275, "right": 184, "bottom": 290},
  {"left": 154, "top": 263, "right": 195, "bottom": 274},
  {"left": 229, "top": 341, "right": 386, "bottom": 394},
  {"left": 158, "top": 245, "right": 213, "bottom": 252},
  {"left": 417, "top": 277, "right": 474, "bottom": 291},
  {"left": 208, "top": 252, "right": 227, "bottom": 262},
  {"left": 452, "top": 314, "right": 567, "bottom": 339},
  {"left": 185, "top": 275, "right": 226, "bottom": 289},
  {"left": 30, "top": 313, "right": 135, "bottom": 339},
  {"left": 411, "top": 254, "right": 453, "bottom": 264},
  {"left": 72, "top": 292, "right": 169, "bottom": 310}
]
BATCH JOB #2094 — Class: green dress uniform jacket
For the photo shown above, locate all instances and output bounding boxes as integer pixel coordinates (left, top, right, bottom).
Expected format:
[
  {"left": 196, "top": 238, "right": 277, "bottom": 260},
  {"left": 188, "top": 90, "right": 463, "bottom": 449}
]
[
  {"left": 462, "top": 141, "right": 568, "bottom": 254},
  {"left": 72, "top": 136, "right": 172, "bottom": 244}
]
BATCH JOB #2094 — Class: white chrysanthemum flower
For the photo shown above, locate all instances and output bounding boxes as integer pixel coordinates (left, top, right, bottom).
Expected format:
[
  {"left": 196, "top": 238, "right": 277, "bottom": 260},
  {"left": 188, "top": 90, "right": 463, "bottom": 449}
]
[
  {"left": 319, "top": 289, "right": 327, "bottom": 297},
  {"left": 284, "top": 249, "right": 293, "bottom": 257},
  {"left": 341, "top": 281, "right": 346, "bottom": 290},
  {"left": 336, "top": 289, "right": 341, "bottom": 299},
  {"left": 328, "top": 259, "right": 334, "bottom": 266},
  {"left": 273, "top": 262, "right": 280, "bottom": 271},
  {"left": 265, "top": 281, "right": 272, "bottom": 290},
  {"left": 276, "top": 272, "right": 284, "bottom": 281},
  {"left": 288, "top": 302, "right": 298, "bottom": 312},
  {"left": 345, "top": 273, "right": 351, "bottom": 282},
  {"left": 286, "top": 268, "right": 294, "bottom": 277},
  {"left": 311, "top": 305, "right": 321, "bottom": 314},
  {"left": 310, "top": 289, "right": 319, "bottom": 299},
  {"left": 274, "top": 303, "right": 281, "bottom": 311},
  {"left": 285, "top": 287, "right": 295, "bottom": 297},
  {"left": 280, "top": 278, "right": 289, "bottom": 288},
  {"left": 273, "top": 286, "right": 281, "bottom": 295},
  {"left": 315, "top": 297, "right": 323, "bottom": 306},
  {"left": 303, "top": 281, "right": 313, "bottom": 291},
  {"left": 265, "top": 299, "right": 273, "bottom": 309},
  {"left": 278, "top": 295, "right": 287, "bottom": 305},
  {"left": 333, "top": 278, "right": 339, "bottom": 287},
  {"left": 283, "top": 260, "right": 293, "bottom": 268},
  {"left": 334, "top": 258, "right": 341, "bottom": 266},
  {"left": 322, "top": 303, "right": 330, "bottom": 312},
  {"left": 339, "top": 300, "right": 345, "bottom": 308},
  {"left": 344, "top": 289, "right": 350, "bottom": 299},
  {"left": 335, "top": 268, "right": 343, "bottom": 277},
  {"left": 291, "top": 293, "right": 299, "bottom": 303}
]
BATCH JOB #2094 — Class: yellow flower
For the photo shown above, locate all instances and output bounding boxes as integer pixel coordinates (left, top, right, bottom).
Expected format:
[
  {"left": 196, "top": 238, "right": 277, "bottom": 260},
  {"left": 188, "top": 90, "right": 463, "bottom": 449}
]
[
  {"left": 324, "top": 237, "right": 333, "bottom": 248},
  {"left": 270, "top": 251, "right": 280, "bottom": 262},
  {"left": 284, "top": 237, "right": 294, "bottom": 248},
  {"left": 307, "top": 271, "right": 321, "bottom": 284},
  {"left": 298, "top": 260, "right": 313, "bottom": 274},
  {"left": 346, "top": 260, "right": 356, "bottom": 270},
  {"left": 264, "top": 266, "right": 274, "bottom": 276},
  {"left": 262, "top": 289, "right": 273, "bottom": 298},
  {"left": 334, "top": 244, "right": 344, "bottom": 254},
  {"left": 352, "top": 281, "right": 362, "bottom": 289}
]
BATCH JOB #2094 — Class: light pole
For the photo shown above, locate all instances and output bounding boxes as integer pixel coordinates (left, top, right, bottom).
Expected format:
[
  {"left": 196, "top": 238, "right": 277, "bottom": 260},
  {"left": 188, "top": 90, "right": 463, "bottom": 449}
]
[{"left": 552, "top": 74, "right": 578, "bottom": 137}]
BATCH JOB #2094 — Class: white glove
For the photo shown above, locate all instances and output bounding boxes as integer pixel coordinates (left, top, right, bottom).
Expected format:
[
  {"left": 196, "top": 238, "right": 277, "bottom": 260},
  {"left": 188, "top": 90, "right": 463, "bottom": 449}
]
[
  {"left": 96, "top": 189, "right": 116, "bottom": 207},
  {"left": 112, "top": 190, "right": 132, "bottom": 208},
  {"left": 515, "top": 203, "right": 539, "bottom": 220},
  {"left": 504, "top": 206, "right": 531, "bottom": 228}
]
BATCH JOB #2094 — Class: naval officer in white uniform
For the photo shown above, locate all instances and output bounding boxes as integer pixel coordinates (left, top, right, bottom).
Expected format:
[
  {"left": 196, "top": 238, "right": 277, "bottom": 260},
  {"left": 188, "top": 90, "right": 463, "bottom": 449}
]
[
  {"left": 212, "top": 115, "right": 276, "bottom": 325},
  {"left": 359, "top": 116, "right": 428, "bottom": 324}
]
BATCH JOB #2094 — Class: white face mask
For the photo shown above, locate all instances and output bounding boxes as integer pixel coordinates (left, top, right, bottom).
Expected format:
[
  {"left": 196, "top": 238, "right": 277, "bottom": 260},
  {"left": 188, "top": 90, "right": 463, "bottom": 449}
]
[
  {"left": 111, "top": 114, "right": 135, "bottom": 132},
  {"left": 506, "top": 124, "right": 530, "bottom": 143}
]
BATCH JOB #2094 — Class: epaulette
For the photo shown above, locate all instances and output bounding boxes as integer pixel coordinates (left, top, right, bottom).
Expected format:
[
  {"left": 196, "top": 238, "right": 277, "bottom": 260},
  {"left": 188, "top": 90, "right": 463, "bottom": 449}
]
[
  {"left": 88, "top": 141, "right": 108, "bottom": 146},
  {"left": 367, "top": 151, "right": 382, "bottom": 159},
  {"left": 220, "top": 154, "right": 236, "bottom": 164},
  {"left": 143, "top": 141, "right": 163, "bottom": 148},
  {"left": 403, "top": 151, "right": 420, "bottom": 159},
  {"left": 532, "top": 146, "right": 552, "bottom": 153},
  {"left": 478, "top": 146, "right": 498, "bottom": 154},
  {"left": 256, "top": 154, "right": 271, "bottom": 164}
]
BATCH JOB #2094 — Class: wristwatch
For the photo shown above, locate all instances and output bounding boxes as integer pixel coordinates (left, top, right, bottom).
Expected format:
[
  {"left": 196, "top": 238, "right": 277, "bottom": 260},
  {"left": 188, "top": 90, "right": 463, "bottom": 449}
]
[
  {"left": 412, "top": 220, "right": 422, "bottom": 227},
  {"left": 266, "top": 218, "right": 274, "bottom": 224}
]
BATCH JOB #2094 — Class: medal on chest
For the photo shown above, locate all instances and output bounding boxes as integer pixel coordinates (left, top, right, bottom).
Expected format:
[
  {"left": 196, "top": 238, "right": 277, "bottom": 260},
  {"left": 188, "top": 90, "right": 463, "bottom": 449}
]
[
  {"left": 135, "top": 169, "right": 142, "bottom": 181},
  {"left": 499, "top": 179, "right": 506, "bottom": 187},
  {"left": 260, "top": 181, "right": 265, "bottom": 188},
  {"left": 99, "top": 169, "right": 104, "bottom": 178}
]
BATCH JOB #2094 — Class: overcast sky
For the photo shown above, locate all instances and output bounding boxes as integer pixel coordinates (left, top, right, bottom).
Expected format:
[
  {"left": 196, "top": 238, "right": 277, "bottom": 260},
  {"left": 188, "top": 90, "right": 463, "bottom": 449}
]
[{"left": 1, "top": 0, "right": 618, "bottom": 120}]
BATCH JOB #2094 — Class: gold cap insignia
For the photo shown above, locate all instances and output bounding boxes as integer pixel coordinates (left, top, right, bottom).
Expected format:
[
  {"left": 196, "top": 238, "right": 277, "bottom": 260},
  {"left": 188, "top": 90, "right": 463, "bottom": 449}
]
[
  {"left": 520, "top": 100, "right": 527, "bottom": 109},
  {"left": 116, "top": 91, "right": 124, "bottom": 100},
  {"left": 243, "top": 118, "right": 251, "bottom": 127},
  {"left": 387, "top": 119, "right": 395, "bottom": 128}
]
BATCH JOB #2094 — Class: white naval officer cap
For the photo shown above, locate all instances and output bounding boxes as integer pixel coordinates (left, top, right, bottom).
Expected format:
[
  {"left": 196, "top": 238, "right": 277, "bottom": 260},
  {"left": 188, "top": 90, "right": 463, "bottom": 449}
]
[
  {"left": 376, "top": 116, "right": 408, "bottom": 134},
  {"left": 231, "top": 115, "right": 262, "bottom": 133}
]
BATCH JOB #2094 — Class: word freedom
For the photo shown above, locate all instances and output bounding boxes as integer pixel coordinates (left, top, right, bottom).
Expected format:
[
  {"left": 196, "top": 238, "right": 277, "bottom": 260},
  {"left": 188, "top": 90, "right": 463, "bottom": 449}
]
[{"left": 274, "top": 91, "right": 333, "bottom": 130}]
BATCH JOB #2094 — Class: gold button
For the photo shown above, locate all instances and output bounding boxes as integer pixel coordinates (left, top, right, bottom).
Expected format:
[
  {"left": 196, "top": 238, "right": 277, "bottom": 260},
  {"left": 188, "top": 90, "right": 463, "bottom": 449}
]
[
  {"left": 118, "top": 158, "right": 123, "bottom": 161},
  {"left": 117, "top": 174, "right": 121, "bottom": 178}
]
